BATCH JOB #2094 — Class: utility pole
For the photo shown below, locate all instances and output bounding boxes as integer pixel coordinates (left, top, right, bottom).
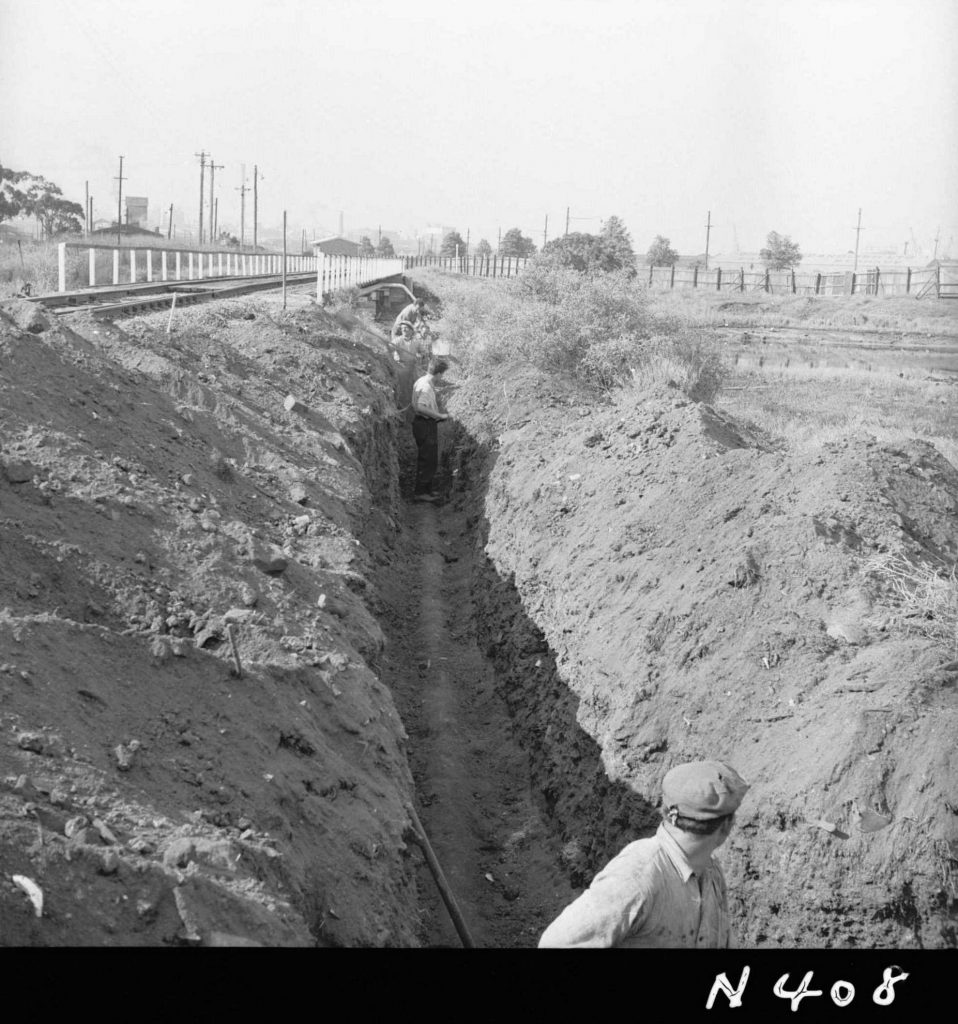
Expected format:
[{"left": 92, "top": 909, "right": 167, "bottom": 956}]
[
  {"left": 253, "top": 165, "right": 260, "bottom": 250},
  {"left": 195, "top": 151, "right": 208, "bottom": 244},
  {"left": 88, "top": 196, "right": 93, "bottom": 235},
  {"left": 209, "top": 159, "right": 224, "bottom": 246},
  {"left": 933, "top": 226, "right": 940, "bottom": 261},
  {"left": 543, "top": 214, "right": 548, "bottom": 249},
  {"left": 853, "top": 208, "right": 862, "bottom": 273},
  {"left": 565, "top": 206, "right": 570, "bottom": 236},
  {"left": 114, "top": 155, "right": 126, "bottom": 245},
  {"left": 85, "top": 180, "right": 89, "bottom": 237},
  {"left": 704, "top": 210, "right": 712, "bottom": 271},
  {"left": 168, "top": 203, "right": 173, "bottom": 240},
  {"left": 236, "top": 180, "right": 250, "bottom": 247},
  {"left": 214, "top": 198, "right": 219, "bottom": 243}
]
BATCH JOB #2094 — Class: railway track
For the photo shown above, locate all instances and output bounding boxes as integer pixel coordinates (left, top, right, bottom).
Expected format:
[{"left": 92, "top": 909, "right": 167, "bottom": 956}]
[{"left": 31, "top": 271, "right": 318, "bottom": 319}]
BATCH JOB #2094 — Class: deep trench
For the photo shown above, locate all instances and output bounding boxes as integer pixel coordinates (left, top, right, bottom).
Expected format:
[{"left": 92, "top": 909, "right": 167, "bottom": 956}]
[{"left": 363, "top": 331, "right": 657, "bottom": 947}]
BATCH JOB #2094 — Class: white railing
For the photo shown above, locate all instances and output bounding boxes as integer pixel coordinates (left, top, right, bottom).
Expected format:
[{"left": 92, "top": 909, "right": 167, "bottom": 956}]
[
  {"left": 317, "top": 254, "right": 405, "bottom": 296},
  {"left": 57, "top": 241, "right": 318, "bottom": 293}
]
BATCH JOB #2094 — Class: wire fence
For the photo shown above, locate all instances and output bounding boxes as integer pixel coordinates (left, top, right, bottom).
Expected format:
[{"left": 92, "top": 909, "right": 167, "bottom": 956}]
[
  {"left": 648, "top": 263, "right": 949, "bottom": 298},
  {"left": 402, "top": 251, "right": 953, "bottom": 299}
]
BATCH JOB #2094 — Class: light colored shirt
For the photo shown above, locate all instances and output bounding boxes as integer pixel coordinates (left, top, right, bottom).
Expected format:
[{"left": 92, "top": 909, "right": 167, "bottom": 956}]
[
  {"left": 538, "top": 823, "right": 731, "bottom": 948},
  {"left": 411, "top": 374, "right": 442, "bottom": 419}
]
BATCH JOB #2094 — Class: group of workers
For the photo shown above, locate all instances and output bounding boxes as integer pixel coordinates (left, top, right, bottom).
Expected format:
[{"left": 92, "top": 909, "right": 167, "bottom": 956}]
[
  {"left": 391, "top": 297, "right": 449, "bottom": 502},
  {"left": 391, "top": 295, "right": 751, "bottom": 948}
]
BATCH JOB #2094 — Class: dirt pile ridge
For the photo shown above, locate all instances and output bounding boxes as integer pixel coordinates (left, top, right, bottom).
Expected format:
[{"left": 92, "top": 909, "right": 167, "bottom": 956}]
[
  {"left": 447, "top": 364, "right": 958, "bottom": 948},
  {"left": 0, "top": 295, "right": 419, "bottom": 946}
]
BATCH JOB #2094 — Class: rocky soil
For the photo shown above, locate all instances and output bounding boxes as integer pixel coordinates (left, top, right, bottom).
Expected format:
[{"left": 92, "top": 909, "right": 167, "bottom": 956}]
[{"left": 1, "top": 281, "right": 956, "bottom": 948}]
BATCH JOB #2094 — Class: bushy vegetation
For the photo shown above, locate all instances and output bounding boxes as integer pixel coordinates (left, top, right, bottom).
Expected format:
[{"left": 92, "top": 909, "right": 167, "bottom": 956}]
[{"left": 418, "top": 262, "right": 726, "bottom": 401}]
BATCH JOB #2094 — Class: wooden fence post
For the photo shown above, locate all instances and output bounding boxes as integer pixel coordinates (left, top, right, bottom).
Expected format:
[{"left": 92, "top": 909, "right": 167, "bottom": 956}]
[
  {"left": 906, "top": 267, "right": 911, "bottom": 294},
  {"left": 716, "top": 267, "right": 722, "bottom": 291},
  {"left": 815, "top": 273, "right": 821, "bottom": 295},
  {"left": 89, "top": 247, "right": 96, "bottom": 287},
  {"left": 739, "top": 268, "right": 745, "bottom": 292},
  {"left": 58, "top": 242, "right": 66, "bottom": 293},
  {"left": 791, "top": 269, "right": 796, "bottom": 294},
  {"left": 764, "top": 270, "right": 770, "bottom": 293},
  {"left": 850, "top": 272, "right": 856, "bottom": 295},
  {"left": 670, "top": 264, "right": 675, "bottom": 289},
  {"left": 693, "top": 265, "right": 698, "bottom": 288}
]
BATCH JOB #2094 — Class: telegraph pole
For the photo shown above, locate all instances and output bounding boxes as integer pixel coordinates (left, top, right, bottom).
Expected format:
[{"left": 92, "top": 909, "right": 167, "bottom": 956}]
[
  {"left": 853, "top": 208, "right": 862, "bottom": 273},
  {"left": 209, "top": 159, "right": 224, "bottom": 246},
  {"left": 168, "top": 204, "right": 173, "bottom": 240},
  {"left": 253, "top": 165, "right": 260, "bottom": 250},
  {"left": 85, "top": 180, "right": 89, "bottom": 237},
  {"left": 214, "top": 198, "right": 219, "bottom": 243},
  {"left": 565, "top": 206, "right": 570, "bottom": 236},
  {"left": 195, "top": 151, "right": 208, "bottom": 244},
  {"left": 114, "top": 155, "right": 126, "bottom": 245},
  {"left": 704, "top": 209, "right": 712, "bottom": 271},
  {"left": 543, "top": 214, "right": 548, "bottom": 249},
  {"left": 933, "top": 226, "right": 940, "bottom": 261},
  {"left": 236, "top": 180, "right": 250, "bottom": 247}
]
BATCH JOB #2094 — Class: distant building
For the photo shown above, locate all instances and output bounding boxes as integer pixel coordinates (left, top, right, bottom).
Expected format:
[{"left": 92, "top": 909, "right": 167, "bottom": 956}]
[
  {"left": 125, "top": 197, "right": 148, "bottom": 227},
  {"left": 313, "top": 235, "right": 360, "bottom": 257}
]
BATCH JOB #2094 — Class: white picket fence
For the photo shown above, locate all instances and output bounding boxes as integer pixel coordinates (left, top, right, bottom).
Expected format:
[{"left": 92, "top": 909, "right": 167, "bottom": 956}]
[
  {"left": 316, "top": 254, "right": 405, "bottom": 296},
  {"left": 57, "top": 241, "right": 318, "bottom": 293}
]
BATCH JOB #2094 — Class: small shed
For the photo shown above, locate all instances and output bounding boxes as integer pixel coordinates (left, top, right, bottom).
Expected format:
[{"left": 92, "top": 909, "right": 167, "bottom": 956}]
[{"left": 313, "top": 235, "right": 360, "bottom": 257}]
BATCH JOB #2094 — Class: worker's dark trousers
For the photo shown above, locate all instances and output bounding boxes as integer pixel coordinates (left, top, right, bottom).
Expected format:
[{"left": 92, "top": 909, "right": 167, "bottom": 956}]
[{"left": 412, "top": 416, "right": 439, "bottom": 494}]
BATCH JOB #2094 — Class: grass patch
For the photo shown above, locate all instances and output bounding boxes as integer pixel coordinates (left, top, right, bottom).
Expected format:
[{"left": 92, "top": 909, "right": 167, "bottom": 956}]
[{"left": 865, "top": 553, "right": 958, "bottom": 658}]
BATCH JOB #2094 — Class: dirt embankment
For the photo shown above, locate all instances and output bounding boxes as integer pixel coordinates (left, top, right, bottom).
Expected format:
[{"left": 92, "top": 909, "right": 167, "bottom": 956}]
[
  {"left": 0, "top": 296, "right": 421, "bottom": 946},
  {"left": 444, "top": 362, "right": 958, "bottom": 948},
  {"left": 2, "top": 284, "right": 956, "bottom": 950}
]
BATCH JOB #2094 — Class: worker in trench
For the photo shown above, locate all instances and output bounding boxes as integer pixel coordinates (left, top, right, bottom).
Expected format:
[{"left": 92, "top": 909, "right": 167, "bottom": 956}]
[
  {"left": 392, "top": 296, "right": 429, "bottom": 338},
  {"left": 410, "top": 356, "right": 450, "bottom": 503},
  {"left": 538, "top": 760, "right": 749, "bottom": 948}
]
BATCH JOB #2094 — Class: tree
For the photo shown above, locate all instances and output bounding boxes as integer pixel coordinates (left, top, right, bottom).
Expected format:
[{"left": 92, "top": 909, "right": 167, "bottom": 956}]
[
  {"left": 376, "top": 235, "right": 395, "bottom": 257},
  {"left": 760, "top": 231, "right": 802, "bottom": 270},
  {"left": 647, "top": 235, "right": 679, "bottom": 266},
  {"left": 475, "top": 238, "right": 492, "bottom": 257},
  {"left": 5, "top": 170, "right": 84, "bottom": 237},
  {"left": 540, "top": 232, "right": 603, "bottom": 272},
  {"left": 538, "top": 219, "right": 636, "bottom": 275},
  {"left": 1, "top": 163, "right": 31, "bottom": 225},
  {"left": 499, "top": 227, "right": 536, "bottom": 258},
  {"left": 440, "top": 230, "right": 467, "bottom": 258},
  {"left": 597, "top": 215, "right": 636, "bottom": 273},
  {"left": 359, "top": 235, "right": 376, "bottom": 256}
]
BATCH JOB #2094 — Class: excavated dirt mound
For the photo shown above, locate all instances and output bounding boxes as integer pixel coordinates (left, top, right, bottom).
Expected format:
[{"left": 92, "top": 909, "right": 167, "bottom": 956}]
[
  {"left": 445, "top": 362, "right": 958, "bottom": 948},
  {"left": 0, "top": 295, "right": 419, "bottom": 946}
]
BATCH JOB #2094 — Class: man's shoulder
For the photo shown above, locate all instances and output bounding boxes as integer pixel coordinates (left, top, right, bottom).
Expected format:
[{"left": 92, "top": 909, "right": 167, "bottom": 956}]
[{"left": 600, "top": 834, "right": 665, "bottom": 878}]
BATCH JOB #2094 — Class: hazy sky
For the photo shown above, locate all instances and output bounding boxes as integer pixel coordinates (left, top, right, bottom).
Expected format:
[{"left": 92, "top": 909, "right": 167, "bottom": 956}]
[{"left": 2, "top": 0, "right": 956, "bottom": 255}]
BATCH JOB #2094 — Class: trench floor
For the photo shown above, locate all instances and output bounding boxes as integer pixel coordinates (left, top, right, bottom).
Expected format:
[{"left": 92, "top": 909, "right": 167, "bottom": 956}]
[{"left": 381, "top": 491, "right": 577, "bottom": 948}]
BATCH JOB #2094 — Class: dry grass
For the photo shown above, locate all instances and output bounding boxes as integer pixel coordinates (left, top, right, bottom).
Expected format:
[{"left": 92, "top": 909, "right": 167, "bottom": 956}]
[{"left": 865, "top": 553, "right": 958, "bottom": 658}]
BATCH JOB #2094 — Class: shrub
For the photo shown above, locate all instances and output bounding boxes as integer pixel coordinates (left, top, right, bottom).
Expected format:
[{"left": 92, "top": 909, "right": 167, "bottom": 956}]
[{"left": 416, "top": 263, "right": 726, "bottom": 402}]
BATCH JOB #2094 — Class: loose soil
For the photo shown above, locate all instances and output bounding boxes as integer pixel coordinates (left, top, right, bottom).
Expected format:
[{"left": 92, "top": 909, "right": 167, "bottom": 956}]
[{"left": 0, "top": 282, "right": 956, "bottom": 949}]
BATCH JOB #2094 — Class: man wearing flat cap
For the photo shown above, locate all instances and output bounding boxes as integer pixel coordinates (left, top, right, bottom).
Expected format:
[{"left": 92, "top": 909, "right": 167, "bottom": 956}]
[{"left": 539, "top": 760, "right": 749, "bottom": 948}]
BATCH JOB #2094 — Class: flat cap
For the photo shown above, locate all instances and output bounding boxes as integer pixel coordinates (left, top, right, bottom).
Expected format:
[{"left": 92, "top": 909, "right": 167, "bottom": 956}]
[{"left": 662, "top": 760, "right": 749, "bottom": 819}]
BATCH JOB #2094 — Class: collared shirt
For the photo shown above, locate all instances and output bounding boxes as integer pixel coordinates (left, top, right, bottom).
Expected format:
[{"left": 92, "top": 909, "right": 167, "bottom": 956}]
[
  {"left": 538, "top": 823, "right": 731, "bottom": 948},
  {"left": 412, "top": 373, "right": 442, "bottom": 419}
]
